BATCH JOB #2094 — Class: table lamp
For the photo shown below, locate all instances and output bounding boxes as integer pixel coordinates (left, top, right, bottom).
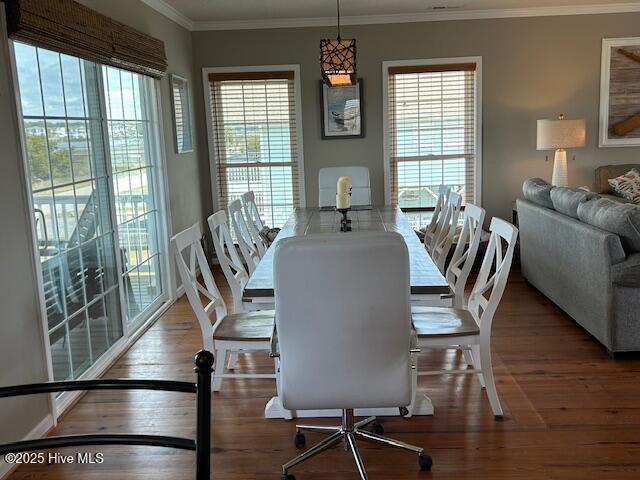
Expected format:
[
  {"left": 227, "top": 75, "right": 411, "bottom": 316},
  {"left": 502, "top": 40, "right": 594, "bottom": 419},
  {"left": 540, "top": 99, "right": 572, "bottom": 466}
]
[{"left": 536, "top": 114, "right": 586, "bottom": 187}]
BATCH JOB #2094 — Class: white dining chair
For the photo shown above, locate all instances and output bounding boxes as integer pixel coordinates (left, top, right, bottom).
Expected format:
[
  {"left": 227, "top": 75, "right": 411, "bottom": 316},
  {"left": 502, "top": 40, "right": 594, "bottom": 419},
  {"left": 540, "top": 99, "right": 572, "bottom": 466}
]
[
  {"left": 445, "top": 203, "right": 486, "bottom": 309},
  {"left": 412, "top": 217, "right": 518, "bottom": 418},
  {"left": 421, "top": 185, "right": 450, "bottom": 246},
  {"left": 228, "top": 199, "right": 261, "bottom": 274},
  {"left": 207, "top": 210, "right": 250, "bottom": 314},
  {"left": 273, "top": 232, "right": 431, "bottom": 479},
  {"left": 171, "top": 223, "right": 275, "bottom": 392},
  {"left": 318, "top": 166, "right": 372, "bottom": 207},
  {"left": 240, "top": 191, "right": 267, "bottom": 257},
  {"left": 429, "top": 191, "right": 463, "bottom": 273}
]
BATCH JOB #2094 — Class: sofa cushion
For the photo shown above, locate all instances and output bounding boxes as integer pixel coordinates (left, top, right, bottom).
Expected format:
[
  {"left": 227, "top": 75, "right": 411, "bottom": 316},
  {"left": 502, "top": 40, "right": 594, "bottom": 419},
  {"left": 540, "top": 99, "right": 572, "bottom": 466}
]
[
  {"left": 612, "top": 253, "right": 640, "bottom": 287},
  {"left": 577, "top": 198, "right": 640, "bottom": 253},
  {"left": 550, "top": 187, "right": 599, "bottom": 219},
  {"left": 600, "top": 193, "right": 636, "bottom": 205},
  {"left": 608, "top": 168, "right": 640, "bottom": 204},
  {"left": 523, "top": 178, "right": 554, "bottom": 209}
]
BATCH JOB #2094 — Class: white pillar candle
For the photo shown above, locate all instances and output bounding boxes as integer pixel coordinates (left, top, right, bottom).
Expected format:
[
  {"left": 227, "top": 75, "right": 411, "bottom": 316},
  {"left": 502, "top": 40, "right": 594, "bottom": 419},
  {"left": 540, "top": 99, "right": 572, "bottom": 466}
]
[
  {"left": 337, "top": 176, "right": 351, "bottom": 194},
  {"left": 336, "top": 192, "right": 351, "bottom": 209}
]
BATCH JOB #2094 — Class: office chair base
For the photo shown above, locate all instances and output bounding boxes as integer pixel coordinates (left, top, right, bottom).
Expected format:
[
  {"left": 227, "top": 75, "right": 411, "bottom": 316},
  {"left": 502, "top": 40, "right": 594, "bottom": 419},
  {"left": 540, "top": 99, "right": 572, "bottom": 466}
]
[{"left": 282, "top": 410, "right": 431, "bottom": 479}]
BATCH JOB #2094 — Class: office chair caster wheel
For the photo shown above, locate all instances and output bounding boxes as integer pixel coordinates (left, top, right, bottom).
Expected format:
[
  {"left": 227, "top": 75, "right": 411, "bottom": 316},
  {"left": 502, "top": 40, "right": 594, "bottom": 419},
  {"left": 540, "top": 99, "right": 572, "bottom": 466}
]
[
  {"left": 294, "top": 432, "right": 306, "bottom": 448},
  {"left": 371, "top": 420, "right": 384, "bottom": 435},
  {"left": 281, "top": 475, "right": 296, "bottom": 480},
  {"left": 399, "top": 406, "right": 409, "bottom": 417},
  {"left": 419, "top": 454, "right": 433, "bottom": 471}
]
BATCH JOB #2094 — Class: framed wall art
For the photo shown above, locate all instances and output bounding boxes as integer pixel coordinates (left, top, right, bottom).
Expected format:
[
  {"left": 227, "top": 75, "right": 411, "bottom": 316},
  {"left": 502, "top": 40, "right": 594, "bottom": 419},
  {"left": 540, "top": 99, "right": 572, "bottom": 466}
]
[
  {"left": 320, "top": 79, "right": 364, "bottom": 139},
  {"left": 170, "top": 74, "right": 194, "bottom": 153},
  {"left": 600, "top": 38, "right": 640, "bottom": 147}
]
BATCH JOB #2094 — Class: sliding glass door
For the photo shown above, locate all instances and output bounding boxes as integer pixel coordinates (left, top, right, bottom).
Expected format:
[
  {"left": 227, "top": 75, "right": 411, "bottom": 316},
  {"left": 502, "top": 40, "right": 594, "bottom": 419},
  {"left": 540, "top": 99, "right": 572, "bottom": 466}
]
[
  {"left": 13, "top": 42, "right": 168, "bottom": 383},
  {"left": 103, "top": 66, "right": 164, "bottom": 328}
]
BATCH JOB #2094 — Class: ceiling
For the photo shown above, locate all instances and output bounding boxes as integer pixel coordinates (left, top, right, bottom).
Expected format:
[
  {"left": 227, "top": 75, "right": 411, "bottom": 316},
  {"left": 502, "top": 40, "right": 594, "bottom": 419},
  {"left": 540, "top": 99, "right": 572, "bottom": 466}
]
[{"left": 141, "top": 0, "right": 640, "bottom": 30}]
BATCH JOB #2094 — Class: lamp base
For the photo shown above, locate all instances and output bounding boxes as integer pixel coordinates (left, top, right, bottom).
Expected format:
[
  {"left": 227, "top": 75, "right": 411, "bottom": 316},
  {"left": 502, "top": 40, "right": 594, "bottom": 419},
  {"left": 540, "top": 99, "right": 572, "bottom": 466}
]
[{"left": 552, "top": 149, "right": 568, "bottom": 187}]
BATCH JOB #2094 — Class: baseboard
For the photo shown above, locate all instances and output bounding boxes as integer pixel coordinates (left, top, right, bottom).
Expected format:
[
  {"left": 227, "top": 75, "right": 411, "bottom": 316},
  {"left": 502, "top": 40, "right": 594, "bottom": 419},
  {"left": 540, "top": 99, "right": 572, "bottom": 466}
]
[{"left": 0, "top": 413, "right": 54, "bottom": 479}]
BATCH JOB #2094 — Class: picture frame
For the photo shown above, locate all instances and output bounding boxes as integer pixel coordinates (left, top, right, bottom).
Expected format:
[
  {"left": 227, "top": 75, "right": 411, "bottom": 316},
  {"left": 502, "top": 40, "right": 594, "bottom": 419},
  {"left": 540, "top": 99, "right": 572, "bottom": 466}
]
[
  {"left": 170, "top": 74, "right": 194, "bottom": 153},
  {"left": 320, "top": 79, "right": 364, "bottom": 139},
  {"left": 599, "top": 38, "right": 640, "bottom": 147}
]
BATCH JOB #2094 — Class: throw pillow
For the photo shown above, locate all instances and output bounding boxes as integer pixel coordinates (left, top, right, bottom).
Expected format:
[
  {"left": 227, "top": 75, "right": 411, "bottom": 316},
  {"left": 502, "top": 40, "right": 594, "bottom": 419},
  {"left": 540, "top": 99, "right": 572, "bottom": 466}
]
[
  {"left": 577, "top": 198, "right": 640, "bottom": 253},
  {"left": 608, "top": 169, "right": 640, "bottom": 204},
  {"left": 522, "top": 178, "right": 554, "bottom": 209},
  {"left": 550, "top": 187, "right": 599, "bottom": 219}
]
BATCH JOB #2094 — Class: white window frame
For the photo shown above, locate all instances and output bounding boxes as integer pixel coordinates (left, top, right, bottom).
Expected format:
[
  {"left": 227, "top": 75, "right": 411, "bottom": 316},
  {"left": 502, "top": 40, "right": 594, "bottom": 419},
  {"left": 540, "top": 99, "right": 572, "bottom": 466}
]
[
  {"left": 382, "top": 56, "right": 483, "bottom": 207},
  {"left": 201, "top": 64, "right": 306, "bottom": 213},
  {"left": 7, "top": 36, "right": 175, "bottom": 418}
]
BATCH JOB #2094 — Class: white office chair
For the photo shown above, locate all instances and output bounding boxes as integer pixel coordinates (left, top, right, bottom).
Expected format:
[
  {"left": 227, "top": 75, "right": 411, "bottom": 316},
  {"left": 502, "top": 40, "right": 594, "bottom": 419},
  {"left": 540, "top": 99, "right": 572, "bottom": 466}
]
[
  {"left": 413, "top": 217, "right": 518, "bottom": 417},
  {"left": 421, "top": 185, "right": 450, "bottom": 246},
  {"left": 273, "top": 232, "right": 432, "bottom": 480},
  {"left": 171, "top": 223, "right": 275, "bottom": 392},
  {"left": 228, "top": 199, "right": 261, "bottom": 274},
  {"left": 240, "top": 191, "right": 267, "bottom": 257},
  {"left": 429, "top": 191, "right": 463, "bottom": 273},
  {"left": 318, "top": 166, "right": 372, "bottom": 207}
]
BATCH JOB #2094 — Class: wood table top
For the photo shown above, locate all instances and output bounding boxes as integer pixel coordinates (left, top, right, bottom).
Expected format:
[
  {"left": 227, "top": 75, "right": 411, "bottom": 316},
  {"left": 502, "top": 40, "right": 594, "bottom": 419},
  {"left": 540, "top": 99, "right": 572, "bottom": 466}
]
[{"left": 243, "top": 205, "right": 450, "bottom": 299}]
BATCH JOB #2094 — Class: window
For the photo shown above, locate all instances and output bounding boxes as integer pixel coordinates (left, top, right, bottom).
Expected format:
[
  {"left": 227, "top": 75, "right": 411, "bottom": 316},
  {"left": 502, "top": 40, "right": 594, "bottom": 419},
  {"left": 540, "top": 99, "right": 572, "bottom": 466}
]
[
  {"left": 384, "top": 58, "right": 481, "bottom": 228},
  {"left": 13, "top": 42, "right": 169, "bottom": 386},
  {"left": 205, "top": 67, "right": 304, "bottom": 228}
]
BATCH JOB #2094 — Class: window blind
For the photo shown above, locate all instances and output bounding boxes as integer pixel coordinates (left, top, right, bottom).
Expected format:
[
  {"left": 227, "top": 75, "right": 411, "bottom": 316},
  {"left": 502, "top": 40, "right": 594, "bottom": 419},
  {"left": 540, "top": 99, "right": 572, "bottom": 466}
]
[
  {"left": 208, "top": 72, "right": 301, "bottom": 228},
  {"left": 4, "top": 0, "right": 167, "bottom": 78},
  {"left": 388, "top": 63, "right": 477, "bottom": 211}
]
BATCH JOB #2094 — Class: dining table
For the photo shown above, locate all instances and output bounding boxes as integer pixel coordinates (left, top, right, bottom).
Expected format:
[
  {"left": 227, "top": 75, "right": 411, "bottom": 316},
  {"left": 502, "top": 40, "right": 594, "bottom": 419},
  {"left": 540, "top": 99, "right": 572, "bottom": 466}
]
[{"left": 243, "top": 205, "right": 451, "bottom": 419}]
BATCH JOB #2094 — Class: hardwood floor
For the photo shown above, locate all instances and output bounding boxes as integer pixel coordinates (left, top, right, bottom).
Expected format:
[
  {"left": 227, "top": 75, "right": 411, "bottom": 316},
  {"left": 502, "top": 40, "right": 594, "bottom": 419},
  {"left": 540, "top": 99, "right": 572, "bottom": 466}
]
[{"left": 8, "top": 269, "right": 640, "bottom": 480}]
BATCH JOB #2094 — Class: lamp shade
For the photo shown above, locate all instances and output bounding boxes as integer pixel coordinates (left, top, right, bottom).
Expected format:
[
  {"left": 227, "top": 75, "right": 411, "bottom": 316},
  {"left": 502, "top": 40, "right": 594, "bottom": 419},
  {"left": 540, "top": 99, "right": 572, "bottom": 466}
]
[
  {"left": 320, "top": 38, "right": 356, "bottom": 87},
  {"left": 537, "top": 118, "right": 586, "bottom": 150}
]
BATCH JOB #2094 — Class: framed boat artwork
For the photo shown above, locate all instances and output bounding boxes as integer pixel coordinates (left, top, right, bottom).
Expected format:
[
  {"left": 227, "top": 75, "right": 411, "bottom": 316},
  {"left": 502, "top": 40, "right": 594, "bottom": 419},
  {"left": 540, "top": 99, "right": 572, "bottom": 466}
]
[
  {"left": 600, "top": 38, "right": 640, "bottom": 147},
  {"left": 320, "top": 79, "right": 364, "bottom": 139}
]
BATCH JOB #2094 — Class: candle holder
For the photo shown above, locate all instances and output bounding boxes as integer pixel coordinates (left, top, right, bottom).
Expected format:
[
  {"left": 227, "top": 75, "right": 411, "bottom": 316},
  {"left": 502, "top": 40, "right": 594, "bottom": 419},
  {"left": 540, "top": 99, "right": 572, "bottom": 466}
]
[{"left": 337, "top": 207, "right": 352, "bottom": 232}]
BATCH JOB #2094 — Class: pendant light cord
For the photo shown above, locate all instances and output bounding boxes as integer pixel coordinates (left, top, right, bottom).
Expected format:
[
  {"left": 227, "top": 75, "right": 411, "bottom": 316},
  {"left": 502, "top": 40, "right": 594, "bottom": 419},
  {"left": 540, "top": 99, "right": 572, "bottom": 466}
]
[{"left": 336, "top": 0, "right": 341, "bottom": 39}]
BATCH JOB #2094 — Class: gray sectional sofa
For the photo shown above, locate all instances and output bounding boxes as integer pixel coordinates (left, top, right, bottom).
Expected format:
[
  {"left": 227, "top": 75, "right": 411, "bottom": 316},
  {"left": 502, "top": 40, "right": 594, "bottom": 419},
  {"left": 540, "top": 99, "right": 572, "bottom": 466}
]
[{"left": 517, "top": 167, "right": 640, "bottom": 355}]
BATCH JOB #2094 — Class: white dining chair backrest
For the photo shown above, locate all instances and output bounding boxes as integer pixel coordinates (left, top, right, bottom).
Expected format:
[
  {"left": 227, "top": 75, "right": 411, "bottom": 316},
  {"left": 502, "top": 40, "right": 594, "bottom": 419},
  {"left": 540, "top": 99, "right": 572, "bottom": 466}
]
[
  {"left": 228, "top": 199, "right": 261, "bottom": 274},
  {"left": 468, "top": 217, "right": 519, "bottom": 336},
  {"left": 240, "top": 191, "right": 267, "bottom": 257},
  {"left": 171, "top": 223, "right": 226, "bottom": 352},
  {"left": 207, "top": 210, "right": 249, "bottom": 313},
  {"left": 430, "top": 191, "right": 463, "bottom": 272},
  {"left": 425, "top": 185, "right": 450, "bottom": 237},
  {"left": 273, "top": 232, "right": 412, "bottom": 411},
  {"left": 318, "top": 166, "right": 372, "bottom": 207},
  {"left": 446, "top": 203, "right": 486, "bottom": 308}
]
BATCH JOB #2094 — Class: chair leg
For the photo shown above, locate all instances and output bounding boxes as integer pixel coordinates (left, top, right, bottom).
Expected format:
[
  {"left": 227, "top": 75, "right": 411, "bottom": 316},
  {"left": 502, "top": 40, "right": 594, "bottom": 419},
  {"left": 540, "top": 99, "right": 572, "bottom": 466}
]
[
  {"left": 354, "top": 416, "right": 376, "bottom": 429},
  {"left": 471, "top": 344, "right": 485, "bottom": 388},
  {"left": 296, "top": 425, "right": 341, "bottom": 435},
  {"left": 479, "top": 340, "right": 503, "bottom": 417},
  {"left": 211, "top": 347, "right": 227, "bottom": 392},
  {"left": 227, "top": 351, "right": 238, "bottom": 370},
  {"left": 462, "top": 347, "right": 474, "bottom": 367},
  {"left": 282, "top": 431, "right": 343, "bottom": 474},
  {"left": 346, "top": 432, "right": 368, "bottom": 480},
  {"left": 355, "top": 429, "right": 423, "bottom": 454}
]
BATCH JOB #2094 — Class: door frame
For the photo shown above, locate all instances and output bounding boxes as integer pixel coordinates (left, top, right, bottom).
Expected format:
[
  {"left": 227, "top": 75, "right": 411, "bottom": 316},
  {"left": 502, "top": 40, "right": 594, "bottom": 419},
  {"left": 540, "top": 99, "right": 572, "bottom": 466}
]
[{"left": 7, "top": 38, "right": 175, "bottom": 418}]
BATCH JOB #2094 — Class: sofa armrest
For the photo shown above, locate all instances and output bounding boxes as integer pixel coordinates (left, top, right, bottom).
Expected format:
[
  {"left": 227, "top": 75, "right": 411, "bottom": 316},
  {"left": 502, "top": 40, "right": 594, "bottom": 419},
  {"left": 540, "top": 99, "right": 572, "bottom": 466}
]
[{"left": 612, "top": 253, "right": 640, "bottom": 287}]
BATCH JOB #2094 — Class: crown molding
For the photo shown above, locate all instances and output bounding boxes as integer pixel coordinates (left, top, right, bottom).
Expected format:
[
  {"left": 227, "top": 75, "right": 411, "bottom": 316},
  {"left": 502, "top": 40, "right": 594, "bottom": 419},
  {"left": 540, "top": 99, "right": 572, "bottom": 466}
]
[
  {"left": 191, "top": 2, "right": 640, "bottom": 31},
  {"left": 139, "top": 1, "right": 640, "bottom": 32},
  {"left": 139, "top": 0, "right": 194, "bottom": 30}
]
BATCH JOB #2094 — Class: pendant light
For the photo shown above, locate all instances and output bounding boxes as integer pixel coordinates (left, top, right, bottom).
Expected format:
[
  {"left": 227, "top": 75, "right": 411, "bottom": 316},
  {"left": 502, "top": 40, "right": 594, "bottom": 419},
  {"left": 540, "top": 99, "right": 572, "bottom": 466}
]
[{"left": 319, "top": 0, "right": 356, "bottom": 87}]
